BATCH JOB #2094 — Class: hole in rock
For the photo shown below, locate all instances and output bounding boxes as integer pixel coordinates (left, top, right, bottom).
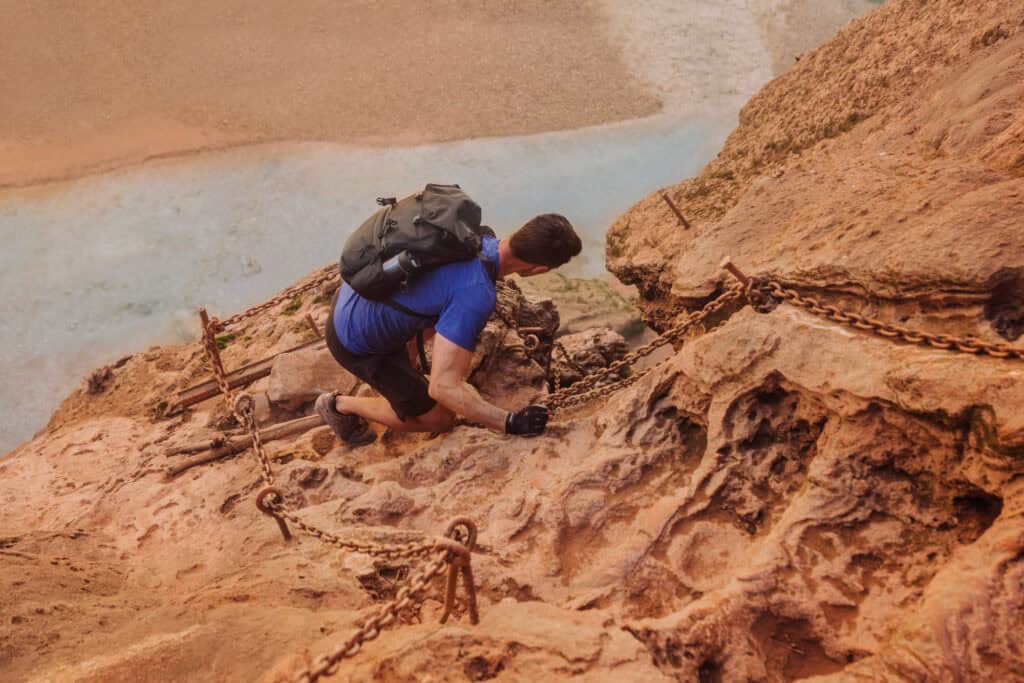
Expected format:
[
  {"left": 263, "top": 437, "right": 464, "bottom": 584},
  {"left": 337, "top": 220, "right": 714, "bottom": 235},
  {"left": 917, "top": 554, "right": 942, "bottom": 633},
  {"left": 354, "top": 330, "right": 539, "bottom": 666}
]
[
  {"left": 756, "top": 386, "right": 789, "bottom": 406},
  {"left": 676, "top": 417, "right": 708, "bottom": 460},
  {"left": 219, "top": 493, "right": 242, "bottom": 515},
  {"left": 698, "top": 659, "right": 722, "bottom": 683},
  {"left": 953, "top": 490, "right": 1002, "bottom": 543},
  {"left": 752, "top": 614, "right": 844, "bottom": 681},
  {"left": 984, "top": 267, "right": 1024, "bottom": 341},
  {"left": 740, "top": 419, "right": 774, "bottom": 451},
  {"left": 463, "top": 654, "right": 506, "bottom": 681},
  {"left": 357, "top": 563, "right": 409, "bottom": 601}
]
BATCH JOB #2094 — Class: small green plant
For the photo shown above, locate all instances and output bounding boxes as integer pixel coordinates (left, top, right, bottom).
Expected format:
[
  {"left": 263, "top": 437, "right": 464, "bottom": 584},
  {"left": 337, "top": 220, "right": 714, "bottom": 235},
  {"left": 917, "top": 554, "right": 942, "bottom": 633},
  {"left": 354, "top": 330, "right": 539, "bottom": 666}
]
[
  {"left": 215, "top": 332, "right": 237, "bottom": 350},
  {"left": 283, "top": 295, "right": 303, "bottom": 315},
  {"left": 553, "top": 271, "right": 574, "bottom": 291}
]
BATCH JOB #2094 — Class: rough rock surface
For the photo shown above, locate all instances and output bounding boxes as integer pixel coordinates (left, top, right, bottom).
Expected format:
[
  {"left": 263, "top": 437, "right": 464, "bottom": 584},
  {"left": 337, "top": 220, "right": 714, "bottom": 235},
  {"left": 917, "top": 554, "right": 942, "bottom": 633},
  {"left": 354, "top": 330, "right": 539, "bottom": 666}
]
[
  {"left": 516, "top": 273, "right": 644, "bottom": 339},
  {"left": 3, "top": 2, "right": 1024, "bottom": 681},
  {"left": 466, "top": 280, "right": 560, "bottom": 410},
  {"left": 267, "top": 347, "right": 359, "bottom": 412},
  {"left": 552, "top": 328, "right": 628, "bottom": 388},
  {"left": 608, "top": 0, "right": 1024, "bottom": 337}
]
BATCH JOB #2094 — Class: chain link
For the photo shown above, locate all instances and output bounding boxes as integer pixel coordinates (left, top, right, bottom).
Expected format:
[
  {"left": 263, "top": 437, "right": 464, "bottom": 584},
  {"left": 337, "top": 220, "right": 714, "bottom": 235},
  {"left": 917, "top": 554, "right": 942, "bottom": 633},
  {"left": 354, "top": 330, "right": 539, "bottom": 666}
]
[
  {"left": 550, "top": 364, "right": 656, "bottom": 411},
  {"left": 546, "top": 342, "right": 570, "bottom": 391},
  {"left": 196, "top": 297, "right": 478, "bottom": 681},
  {"left": 276, "top": 507, "right": 438, "bottom": 561},
  {"left": 236, "top": 394, "right": 276, "bottom": 485},
  {"left": 200, "top": 309, "right": 277, "bottom": 485},
  {"left": 546, "top": 283, "right": 745, "bottom": 410},
  {"left": 493, "top": 284, "right": 541, "bottom": 352},
  {"left": 295, "top": 551, "right": 449, "bottom": 682},
  {"left": 209, "top": 266, "right": 339, "bottom": 332},
  {"left": 758, "top": 280, "right": 1024, "bottom": 360}
]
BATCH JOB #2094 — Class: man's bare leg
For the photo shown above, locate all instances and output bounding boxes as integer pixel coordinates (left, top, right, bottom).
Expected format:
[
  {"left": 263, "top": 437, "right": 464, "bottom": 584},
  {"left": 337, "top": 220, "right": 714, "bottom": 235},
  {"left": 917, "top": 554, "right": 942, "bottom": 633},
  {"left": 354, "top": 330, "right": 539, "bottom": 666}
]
[{"left": 335, "top": 395, "right": 454, "bottom": 433}]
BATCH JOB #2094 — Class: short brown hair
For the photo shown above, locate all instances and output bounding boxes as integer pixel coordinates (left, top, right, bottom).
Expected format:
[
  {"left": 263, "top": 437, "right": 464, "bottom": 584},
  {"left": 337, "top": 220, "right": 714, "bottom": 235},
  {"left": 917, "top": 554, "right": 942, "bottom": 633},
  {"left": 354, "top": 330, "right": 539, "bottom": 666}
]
[{"left": 508, "top": 214, "right": 581, "bottom": 268}]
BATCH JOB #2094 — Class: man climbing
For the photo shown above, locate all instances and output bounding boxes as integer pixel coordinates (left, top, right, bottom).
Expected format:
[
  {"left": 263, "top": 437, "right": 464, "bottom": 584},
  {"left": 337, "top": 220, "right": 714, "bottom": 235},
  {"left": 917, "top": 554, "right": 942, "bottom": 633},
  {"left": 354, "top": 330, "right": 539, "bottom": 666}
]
[{"left": 317, "top": 185, "right": 581, "bottom": 445}]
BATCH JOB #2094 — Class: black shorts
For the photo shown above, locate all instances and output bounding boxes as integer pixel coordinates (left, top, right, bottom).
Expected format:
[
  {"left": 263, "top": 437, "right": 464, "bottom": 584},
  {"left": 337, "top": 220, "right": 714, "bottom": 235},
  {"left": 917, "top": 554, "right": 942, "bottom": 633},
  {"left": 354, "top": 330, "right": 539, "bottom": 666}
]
[{"left": 325, "top": 305, "right": 437, "bottom": 421}]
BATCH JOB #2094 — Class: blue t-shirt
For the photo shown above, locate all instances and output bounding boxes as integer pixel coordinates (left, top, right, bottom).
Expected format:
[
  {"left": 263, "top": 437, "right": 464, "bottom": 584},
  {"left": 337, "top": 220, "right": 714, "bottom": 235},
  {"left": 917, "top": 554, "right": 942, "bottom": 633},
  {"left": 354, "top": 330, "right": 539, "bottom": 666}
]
[{"left": 334, "top": 236, "right": 499, "bottom": 354}]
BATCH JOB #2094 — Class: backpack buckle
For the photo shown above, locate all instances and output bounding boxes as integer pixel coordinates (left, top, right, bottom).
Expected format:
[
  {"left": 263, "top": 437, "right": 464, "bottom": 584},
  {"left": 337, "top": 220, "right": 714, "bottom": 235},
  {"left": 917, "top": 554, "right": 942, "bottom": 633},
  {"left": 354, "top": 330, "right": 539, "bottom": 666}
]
[{"left": 376, "top": 196, "right": 397, "bottom": 207}]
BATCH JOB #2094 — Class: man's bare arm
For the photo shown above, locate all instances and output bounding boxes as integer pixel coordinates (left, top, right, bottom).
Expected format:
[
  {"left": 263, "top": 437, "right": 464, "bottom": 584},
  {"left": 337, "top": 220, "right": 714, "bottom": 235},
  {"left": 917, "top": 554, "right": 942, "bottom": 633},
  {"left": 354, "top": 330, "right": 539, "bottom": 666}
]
[{"left": 428, "top": 333, "right": 508, "bottom": 431}]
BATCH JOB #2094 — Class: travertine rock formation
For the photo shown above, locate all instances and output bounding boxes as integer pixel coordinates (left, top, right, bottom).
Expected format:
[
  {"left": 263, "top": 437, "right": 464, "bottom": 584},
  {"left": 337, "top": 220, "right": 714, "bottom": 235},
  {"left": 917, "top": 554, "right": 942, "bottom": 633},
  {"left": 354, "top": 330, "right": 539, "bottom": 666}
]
[
  {"left": 3, "top": 1, "right": 1023, "bottom": 681},
  {"left": 551, "top": 328, "right": 629, "bottom": 388},
  {"left": 608, "top": 0, "right": 1024, "bottom": 337}
]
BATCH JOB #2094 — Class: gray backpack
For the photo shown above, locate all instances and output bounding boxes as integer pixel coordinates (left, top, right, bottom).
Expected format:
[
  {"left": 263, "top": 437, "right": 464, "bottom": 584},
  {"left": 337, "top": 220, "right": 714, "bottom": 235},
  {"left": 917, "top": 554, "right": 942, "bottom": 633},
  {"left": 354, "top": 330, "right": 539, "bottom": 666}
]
[{"left": 340, "top": 184, "right": 494, "bottom": 303}]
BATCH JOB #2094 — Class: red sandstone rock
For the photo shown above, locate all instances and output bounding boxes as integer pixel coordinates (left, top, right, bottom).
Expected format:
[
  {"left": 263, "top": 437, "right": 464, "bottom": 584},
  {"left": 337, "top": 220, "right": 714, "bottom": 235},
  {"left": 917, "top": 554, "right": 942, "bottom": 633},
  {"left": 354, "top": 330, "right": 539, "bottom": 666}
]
[{"left": 3, "top": 2, "right": 1023, "bottom": 681}]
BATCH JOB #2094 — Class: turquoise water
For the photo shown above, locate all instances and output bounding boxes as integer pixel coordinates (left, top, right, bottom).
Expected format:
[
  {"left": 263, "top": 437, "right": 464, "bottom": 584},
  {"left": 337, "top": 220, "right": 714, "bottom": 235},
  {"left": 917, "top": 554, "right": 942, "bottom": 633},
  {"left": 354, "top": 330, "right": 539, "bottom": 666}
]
[{"left": 0, "top": 114, "right": 729, "bottom": 452}]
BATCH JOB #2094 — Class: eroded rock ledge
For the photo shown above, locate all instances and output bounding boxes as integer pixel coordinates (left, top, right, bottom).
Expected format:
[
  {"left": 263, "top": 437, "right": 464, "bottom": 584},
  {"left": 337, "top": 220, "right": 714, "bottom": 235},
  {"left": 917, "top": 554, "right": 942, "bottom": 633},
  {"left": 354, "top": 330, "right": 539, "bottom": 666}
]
[{"left": 608, "top": 0, "right": 1024, "bottom": 342}]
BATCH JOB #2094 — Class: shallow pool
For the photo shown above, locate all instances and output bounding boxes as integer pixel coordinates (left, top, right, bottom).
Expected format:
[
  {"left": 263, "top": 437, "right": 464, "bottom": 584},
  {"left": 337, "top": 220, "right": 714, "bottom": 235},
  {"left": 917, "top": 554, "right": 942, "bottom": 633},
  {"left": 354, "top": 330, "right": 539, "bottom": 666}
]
[{"left": 0, "top": 113, "right": 728, "bottom": 452}]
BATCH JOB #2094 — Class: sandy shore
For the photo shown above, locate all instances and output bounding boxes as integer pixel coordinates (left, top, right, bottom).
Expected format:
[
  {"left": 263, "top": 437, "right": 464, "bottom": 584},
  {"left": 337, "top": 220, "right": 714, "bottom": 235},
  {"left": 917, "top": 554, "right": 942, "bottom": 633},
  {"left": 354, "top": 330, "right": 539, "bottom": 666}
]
[
  {"left": 1, "top": 1, "right": 659, "bottom": 189},
  {"left": 1, "top": 0, "right": 878, "bottom": 190}
]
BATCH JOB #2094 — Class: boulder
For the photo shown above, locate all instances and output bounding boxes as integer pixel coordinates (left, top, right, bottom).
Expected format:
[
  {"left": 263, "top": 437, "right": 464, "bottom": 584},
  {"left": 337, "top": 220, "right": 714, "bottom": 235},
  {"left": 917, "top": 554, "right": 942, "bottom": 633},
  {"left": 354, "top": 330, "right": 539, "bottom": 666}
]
[
  {"left": 267, "top": 346, "right": 359, "bottom": 411},
  {"left": 465, "top": 280, "right": 558, "bottom": 410},
  {"left": 551, "top": 327, "right": 628, "bottom": 388}
]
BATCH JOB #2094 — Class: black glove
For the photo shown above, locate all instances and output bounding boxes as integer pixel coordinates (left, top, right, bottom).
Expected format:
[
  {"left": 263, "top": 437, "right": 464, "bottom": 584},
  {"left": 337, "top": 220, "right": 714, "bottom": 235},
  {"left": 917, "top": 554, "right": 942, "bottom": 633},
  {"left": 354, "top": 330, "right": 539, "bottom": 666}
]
[{"left": 505, "top": 405, "right": 549, "bottom": 436}]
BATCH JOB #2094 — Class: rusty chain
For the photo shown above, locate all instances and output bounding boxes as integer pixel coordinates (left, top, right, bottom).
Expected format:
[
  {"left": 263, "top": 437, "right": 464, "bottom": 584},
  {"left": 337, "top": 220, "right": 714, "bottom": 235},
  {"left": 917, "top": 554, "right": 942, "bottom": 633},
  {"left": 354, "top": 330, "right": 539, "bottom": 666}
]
[
  {"left": 256, "top": 487, "right": 444, "bottom": 560},
  {"left": 207, "top": 265, "right": 340, "bottom": 333},
  {"left": 196, "top": 299, "right": 478, "bottom": 681},
  {"left": 545, "top": 283, "right": 745, "bottom": 411},
  {"left": 720, "top": 259, "right": 1024, "bottom": 361},
  {"left": 292, "top": 517, "right": 479, "bottom": 682},
  {"left": 549, "top": 341, "right": 587, "bottom": 391},
  {"left": 765, "top": 280, "right": 1024, "bottom": 359},
  {"left": 549, "top": 364, "right": 656, "bottom": 411},
  {"left": 493, "top": 286, "right": 542, "bottom": 352},
  {"left": 295, "top": 551, "right": 449, "bottom": 682},
  {"left": 200, "top": 308, "right": 277, "bottom": 485}
]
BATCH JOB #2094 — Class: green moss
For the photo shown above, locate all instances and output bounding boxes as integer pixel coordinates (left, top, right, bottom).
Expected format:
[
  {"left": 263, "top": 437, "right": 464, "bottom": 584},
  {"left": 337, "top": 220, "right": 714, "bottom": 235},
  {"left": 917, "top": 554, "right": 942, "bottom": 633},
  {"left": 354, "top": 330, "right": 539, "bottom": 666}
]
[
  {"left": 283, "top": 295, "right": 303, "bottom": 315},
  {"left": 554, "top": 272, "right": 577, "bottom": 291},
  {"left": 215, "top": 332, "right": 237, "bottom": 350}
]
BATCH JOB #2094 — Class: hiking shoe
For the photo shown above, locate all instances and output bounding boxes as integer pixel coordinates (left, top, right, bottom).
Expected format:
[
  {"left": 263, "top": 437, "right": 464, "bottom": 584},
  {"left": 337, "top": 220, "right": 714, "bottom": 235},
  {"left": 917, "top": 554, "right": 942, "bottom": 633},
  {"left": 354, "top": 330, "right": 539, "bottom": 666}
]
[{"left": 315, "top": 393, "right": 376, "bottom": 446}]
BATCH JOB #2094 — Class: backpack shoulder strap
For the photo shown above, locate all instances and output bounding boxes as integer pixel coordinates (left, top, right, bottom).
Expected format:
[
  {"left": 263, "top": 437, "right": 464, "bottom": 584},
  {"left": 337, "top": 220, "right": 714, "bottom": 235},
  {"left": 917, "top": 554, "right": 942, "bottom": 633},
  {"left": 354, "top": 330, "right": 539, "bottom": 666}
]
[
  {"left": 479, "top": 254, "right": 498, "bottom": 281},
  {"left": 380, "top": 299, "right": 433, "bottom": 376},
  {"left": 415, "top": 330, "right": 430, "bottom": 375}
]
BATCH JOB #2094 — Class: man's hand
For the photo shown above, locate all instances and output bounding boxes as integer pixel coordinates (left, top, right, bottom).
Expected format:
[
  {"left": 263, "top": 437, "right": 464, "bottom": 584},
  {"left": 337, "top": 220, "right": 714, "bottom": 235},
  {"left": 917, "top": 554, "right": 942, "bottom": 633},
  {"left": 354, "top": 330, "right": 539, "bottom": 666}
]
[{"left": 505, "top": 405, "right": 549, "bottom": 436}]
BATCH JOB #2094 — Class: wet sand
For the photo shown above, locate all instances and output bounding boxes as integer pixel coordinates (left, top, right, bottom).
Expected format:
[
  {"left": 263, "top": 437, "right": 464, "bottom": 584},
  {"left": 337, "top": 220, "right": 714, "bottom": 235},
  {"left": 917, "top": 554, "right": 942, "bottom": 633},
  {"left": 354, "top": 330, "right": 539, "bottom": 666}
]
[
  {"left": 1, "top": 1, "right": 658, "bottom": 188},
  {"left": 1, "top": 0, "right": 879, "bottom": 190}
]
